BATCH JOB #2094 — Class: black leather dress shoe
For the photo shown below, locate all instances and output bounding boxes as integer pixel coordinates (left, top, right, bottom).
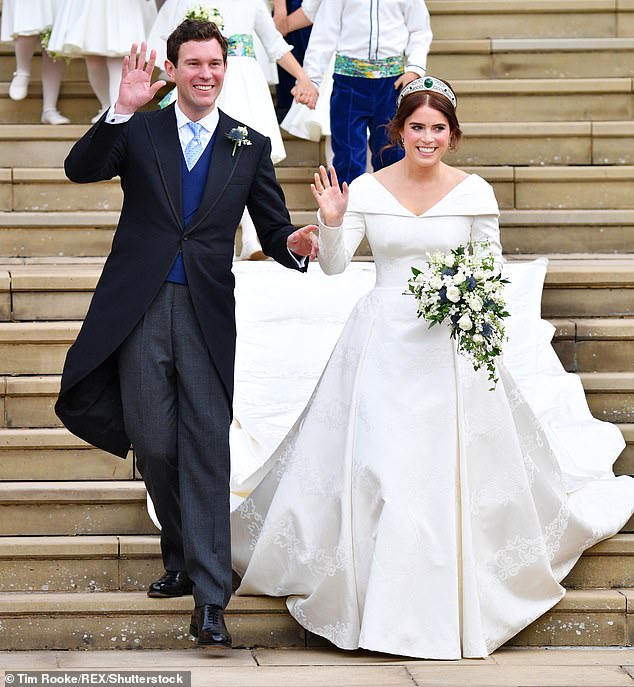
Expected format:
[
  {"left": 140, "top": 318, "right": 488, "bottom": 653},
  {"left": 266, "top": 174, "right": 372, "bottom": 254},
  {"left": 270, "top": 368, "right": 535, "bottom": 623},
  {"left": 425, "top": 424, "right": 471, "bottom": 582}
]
[
  {"left": 190, "top": 604, "right": 232, "bottom": 648},
  {"left": 147, "top": 571, "right": 193, "bottom": 598}
]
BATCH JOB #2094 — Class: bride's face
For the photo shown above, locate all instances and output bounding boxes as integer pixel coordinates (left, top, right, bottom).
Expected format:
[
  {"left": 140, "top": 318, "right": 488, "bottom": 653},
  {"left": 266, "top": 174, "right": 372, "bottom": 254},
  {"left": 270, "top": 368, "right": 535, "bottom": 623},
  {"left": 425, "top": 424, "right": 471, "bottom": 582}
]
[{"left": 400, "top": 105, "right": 451, "bottom": 167}]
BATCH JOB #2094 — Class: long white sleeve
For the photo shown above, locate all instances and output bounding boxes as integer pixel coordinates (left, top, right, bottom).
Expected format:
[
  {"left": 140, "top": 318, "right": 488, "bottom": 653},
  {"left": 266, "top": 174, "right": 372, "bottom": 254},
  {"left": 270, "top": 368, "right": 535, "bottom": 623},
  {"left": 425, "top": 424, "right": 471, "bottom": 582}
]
[
  {"left": 301, "top": 0, "right": 323, "bottom": 23},
  {"left": 254, "top": 0, "right": 293, "bottom": 61},
  {"left": 403, "top": 0, "right": 432, "bottom": 75},
  {"left": 302, "top": 0, "right": 341, "bottom": 85},
  {"left": 317, "top": 208, "right": 366, "bottom": 275},
  {"left": 470, "top": 214, "right": 504, "bottom": 270}
]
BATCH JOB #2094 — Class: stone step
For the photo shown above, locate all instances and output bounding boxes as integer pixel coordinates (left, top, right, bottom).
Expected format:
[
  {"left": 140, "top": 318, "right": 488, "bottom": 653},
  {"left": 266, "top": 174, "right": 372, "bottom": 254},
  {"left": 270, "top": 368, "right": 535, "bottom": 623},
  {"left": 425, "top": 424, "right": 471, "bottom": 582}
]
[
  {"left": 5, "top": 38, "right": 634, "bottom": 83},
  {"left": 512, "top": 166, "right": 634, "bottom": 210},
  {"left": 580, "top": 373, "right": 634, "bottom": 424},
  {"left": 0, "top": 123, "right": 320, "bottom": 168},
  {"left": 0, "top": 535, "right": 159, "bottom": 593},
  {"left": 428, "top": 37, "right": 634, "bottom": 79},
  {"left": 552, "top": 318, "right": 634, "bottom": 373},
  {"left": 450, "top": 121, "right": 634, "bottom": 167},
  {"left": 0, "top": 481, "right": 156, "bottom": 536},
  {"left": 0, "top": 165, "right": 511, "bottom": 214},
  {"left": 0, "top": 532, "right": 630, "bottom": 595},
  {"left": 0, "top": 317, "right": 632, "bottom": 380},
  {"left": 0, "top": 48, "right": 88, "bottom": 83},
  {"left": 1, "top": 167, "right": 320, "bottom": 213},
  {"left": 0, "top": 428, "right": 133, "bottom": 480},
  {"left": 500, "top": 210, "right": 634, "bottom": 254},
  {"left": 2, "top": 77, "right": 633, "bottom": 123},
  {"left": 0, "top": 80, "right": 104, "bottom": 124},
  {"left": 453, "top": 78, "right": 634, "bottom": 122},
  {"left": 0, "top": 121, "right": 632, "bottom": 169},
  {"left": 0, "top": 587, "right": 629, "bottom": 650},
  {"left": 1, "top": 256, "right": 633, "bottom": 322},
  {"left": 4, "top": 263, "right": 101, "bottom": 320},
  {"left": 0, "top": 591, "right": 304, "bottom": 650},
  {"left": 0, "top": 323, "right": 78, "bottom": 375},
  {"left": 427, "top": 0, "right": 634, "bottom": 39},
  {"left": 540, "top": 258, "right": 634, "bottom": 318},
  {"left": 0, "top": 210, "right": 118, "bottom": 257},
  {"left": 10, "top": 164, "right": 634, "bottom": 214},
  {"left": 3, "top": 208, "right": 634, "bottom": 259},
  {"left": 0, "top": 381, "right": 632, "bottom": 480},
  {"left": 2, "top": 367, "right": 634, "bottom": 437}
]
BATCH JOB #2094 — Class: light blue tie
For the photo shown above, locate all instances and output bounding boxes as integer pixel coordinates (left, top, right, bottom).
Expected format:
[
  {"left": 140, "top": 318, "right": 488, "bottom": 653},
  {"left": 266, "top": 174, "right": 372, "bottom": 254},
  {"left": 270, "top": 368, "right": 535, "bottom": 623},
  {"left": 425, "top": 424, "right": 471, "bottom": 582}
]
[{"left": 184, "top": 121, "right": 204, "bottom": 169}]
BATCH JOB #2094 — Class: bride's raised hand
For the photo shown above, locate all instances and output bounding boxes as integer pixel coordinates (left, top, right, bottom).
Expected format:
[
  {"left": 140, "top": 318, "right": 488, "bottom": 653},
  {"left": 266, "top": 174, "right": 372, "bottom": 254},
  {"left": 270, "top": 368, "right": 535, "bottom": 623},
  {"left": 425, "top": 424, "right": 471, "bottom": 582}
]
[{"left": 310, "top": 165, "right": 349, "bottom": 227}]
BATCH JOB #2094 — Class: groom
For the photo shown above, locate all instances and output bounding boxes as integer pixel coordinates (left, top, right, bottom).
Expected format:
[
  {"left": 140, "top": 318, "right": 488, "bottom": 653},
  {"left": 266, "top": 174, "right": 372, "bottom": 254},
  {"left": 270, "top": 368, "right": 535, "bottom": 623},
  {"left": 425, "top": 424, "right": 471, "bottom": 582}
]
[{"left": 55, "top": 20, "right": 317, "bottom": 648}]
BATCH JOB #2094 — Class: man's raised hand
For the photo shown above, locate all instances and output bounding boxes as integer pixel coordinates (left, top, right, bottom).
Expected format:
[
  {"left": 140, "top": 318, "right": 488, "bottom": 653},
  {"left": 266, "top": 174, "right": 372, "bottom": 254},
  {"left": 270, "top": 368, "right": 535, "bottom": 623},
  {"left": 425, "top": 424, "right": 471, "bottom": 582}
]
[{"left": 115, "top": 42, "right": 166, "bottom": 115}]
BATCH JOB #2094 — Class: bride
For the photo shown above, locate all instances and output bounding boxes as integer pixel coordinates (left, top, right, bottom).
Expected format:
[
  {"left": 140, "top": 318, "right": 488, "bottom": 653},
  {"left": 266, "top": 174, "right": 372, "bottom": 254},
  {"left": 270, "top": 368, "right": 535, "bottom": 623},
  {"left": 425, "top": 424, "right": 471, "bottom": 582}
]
[{"left": 230, "top": 77, "right": 634, "bottom": 659}]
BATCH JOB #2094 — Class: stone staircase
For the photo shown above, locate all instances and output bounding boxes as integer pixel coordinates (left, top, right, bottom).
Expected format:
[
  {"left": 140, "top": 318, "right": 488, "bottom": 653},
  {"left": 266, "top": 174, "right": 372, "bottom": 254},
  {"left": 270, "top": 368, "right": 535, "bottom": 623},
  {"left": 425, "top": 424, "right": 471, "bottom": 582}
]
[{"left": 0, "top": 0, "right": 633, "bottom": 651}]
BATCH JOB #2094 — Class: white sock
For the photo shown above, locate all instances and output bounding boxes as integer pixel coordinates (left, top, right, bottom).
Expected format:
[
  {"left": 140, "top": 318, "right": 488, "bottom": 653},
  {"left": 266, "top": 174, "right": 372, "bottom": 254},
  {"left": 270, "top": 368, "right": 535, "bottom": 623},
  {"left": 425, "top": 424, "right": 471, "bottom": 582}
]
[
  {"left": 85, "top": 55, "right": 110, "bottom": 109},
  {"left": 41, "top": 50, "right": 64, "bottom": 112},
  {"left": 107, "top": 57, "right": 122, "bottom": 107},
  {"left": 13, "top": 34, "right": 37, "bottom": 76}
]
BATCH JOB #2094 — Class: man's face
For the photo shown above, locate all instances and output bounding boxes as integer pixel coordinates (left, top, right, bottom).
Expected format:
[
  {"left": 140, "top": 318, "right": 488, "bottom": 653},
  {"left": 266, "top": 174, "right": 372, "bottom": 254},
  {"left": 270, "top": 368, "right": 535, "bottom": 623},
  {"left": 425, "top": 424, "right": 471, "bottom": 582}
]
[{"left": 165, "top": 38, "right": 226, "bottom": 120}]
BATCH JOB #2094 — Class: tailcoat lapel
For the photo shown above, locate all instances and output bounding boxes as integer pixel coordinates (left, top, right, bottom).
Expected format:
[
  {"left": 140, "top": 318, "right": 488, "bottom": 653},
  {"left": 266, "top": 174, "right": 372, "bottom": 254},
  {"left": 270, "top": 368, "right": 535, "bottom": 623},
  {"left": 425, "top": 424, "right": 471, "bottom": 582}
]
[{"left": 145, "top": 105, "right": 184, "bottom": 231}]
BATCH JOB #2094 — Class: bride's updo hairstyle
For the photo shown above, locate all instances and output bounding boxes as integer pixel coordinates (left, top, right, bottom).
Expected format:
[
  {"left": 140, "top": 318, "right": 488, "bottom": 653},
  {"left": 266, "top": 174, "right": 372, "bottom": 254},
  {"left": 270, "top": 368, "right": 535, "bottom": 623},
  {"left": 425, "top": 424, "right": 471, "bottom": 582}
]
[{"left": 388, "top": 76, "right": 462, "bottom": 152}]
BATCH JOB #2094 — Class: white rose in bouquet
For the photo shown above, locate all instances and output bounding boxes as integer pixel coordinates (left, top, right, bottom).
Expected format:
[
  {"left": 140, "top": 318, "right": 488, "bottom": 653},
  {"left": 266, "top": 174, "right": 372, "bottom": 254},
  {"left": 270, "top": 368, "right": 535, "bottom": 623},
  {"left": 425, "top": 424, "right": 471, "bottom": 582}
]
[
  {"left": 457, "top": 314, "right": 473, "bottom": 331},
  {"left": 446, "top": 285, "right": 461, "bottom": 303},
  {"left": 468, "top": 295, "right": 483, "bottom": 312}
]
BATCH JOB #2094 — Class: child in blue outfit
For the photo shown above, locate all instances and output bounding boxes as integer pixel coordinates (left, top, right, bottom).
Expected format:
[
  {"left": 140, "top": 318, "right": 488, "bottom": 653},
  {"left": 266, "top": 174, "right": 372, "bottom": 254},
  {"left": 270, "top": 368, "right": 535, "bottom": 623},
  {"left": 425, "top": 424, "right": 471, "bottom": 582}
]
[{"left": 302, "top": 0, "right": 432, "bottom": 184}]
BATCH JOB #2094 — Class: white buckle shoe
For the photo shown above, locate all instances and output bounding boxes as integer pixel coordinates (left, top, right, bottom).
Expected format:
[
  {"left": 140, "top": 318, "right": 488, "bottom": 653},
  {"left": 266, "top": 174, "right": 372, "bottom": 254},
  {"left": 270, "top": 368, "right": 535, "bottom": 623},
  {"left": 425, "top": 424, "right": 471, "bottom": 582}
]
[
  {"left": 41, "top": 108, "right": 70, "bottom": 125},
  {"left": 9, "top": 71, "right": 30, "bottom": 100}
]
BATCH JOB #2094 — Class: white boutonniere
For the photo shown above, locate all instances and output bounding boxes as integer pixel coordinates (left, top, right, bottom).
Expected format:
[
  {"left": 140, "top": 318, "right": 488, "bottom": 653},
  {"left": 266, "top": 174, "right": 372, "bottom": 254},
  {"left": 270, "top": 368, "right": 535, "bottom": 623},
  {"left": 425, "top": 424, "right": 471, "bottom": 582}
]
[{"left": 225, "top": 126, "right": 252, "bottom": 157}]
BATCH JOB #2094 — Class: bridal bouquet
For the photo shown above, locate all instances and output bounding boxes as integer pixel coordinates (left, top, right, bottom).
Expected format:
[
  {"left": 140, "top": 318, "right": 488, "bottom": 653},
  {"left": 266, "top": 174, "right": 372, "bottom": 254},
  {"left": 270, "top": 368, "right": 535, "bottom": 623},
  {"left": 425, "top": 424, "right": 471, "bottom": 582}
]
[{"left": 407, "top": 242, "right": 510, "bottom": 388}]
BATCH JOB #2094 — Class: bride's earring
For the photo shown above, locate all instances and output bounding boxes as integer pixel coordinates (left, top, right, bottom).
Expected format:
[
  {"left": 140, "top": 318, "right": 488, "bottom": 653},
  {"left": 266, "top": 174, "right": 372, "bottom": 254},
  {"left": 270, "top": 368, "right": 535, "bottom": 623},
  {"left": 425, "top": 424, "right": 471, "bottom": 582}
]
[{"left": 399, "top": 136, "right": 404, "bottom": 147}]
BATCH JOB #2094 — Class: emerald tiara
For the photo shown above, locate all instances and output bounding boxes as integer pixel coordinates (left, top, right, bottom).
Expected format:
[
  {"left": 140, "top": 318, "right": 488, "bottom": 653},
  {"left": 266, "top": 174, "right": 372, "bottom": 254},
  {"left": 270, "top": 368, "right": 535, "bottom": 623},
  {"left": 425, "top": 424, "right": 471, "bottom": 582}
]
[{"left": 397, "top": 76, "right": 457, "bottom": 109}]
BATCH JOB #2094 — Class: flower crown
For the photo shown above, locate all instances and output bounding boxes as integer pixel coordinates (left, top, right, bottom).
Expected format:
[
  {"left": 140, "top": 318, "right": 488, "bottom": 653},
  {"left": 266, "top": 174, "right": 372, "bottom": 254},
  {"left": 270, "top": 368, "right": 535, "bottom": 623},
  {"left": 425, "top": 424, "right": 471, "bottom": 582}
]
[{"left": 398, "top": 76, "right": 457, "bottom": 109}]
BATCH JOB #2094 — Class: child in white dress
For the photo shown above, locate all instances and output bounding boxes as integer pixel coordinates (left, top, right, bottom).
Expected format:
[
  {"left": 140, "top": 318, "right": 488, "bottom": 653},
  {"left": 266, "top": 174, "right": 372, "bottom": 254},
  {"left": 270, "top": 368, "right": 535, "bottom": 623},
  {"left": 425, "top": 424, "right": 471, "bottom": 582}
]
[
  {"left": 48, "top": 0, "right": 157, "bottom": 122},
  {"left": 1, "top": 0, "right": 70, "bottom": 124}
]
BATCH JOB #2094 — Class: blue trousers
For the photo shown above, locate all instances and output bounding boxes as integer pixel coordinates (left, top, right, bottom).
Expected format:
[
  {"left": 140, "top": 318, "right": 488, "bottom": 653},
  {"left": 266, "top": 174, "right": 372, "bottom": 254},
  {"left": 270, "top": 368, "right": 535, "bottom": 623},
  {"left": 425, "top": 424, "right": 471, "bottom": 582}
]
[{"left": 330, "top": 73, "right": 404, "bottom": 185}]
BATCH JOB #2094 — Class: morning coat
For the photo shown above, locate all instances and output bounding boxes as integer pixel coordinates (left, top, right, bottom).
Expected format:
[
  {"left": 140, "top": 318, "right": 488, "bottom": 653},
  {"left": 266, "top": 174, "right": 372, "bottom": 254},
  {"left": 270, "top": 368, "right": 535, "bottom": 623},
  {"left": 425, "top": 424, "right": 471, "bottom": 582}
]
[{"left": 55, "top": 104, "right": 306, "bottom": 458}]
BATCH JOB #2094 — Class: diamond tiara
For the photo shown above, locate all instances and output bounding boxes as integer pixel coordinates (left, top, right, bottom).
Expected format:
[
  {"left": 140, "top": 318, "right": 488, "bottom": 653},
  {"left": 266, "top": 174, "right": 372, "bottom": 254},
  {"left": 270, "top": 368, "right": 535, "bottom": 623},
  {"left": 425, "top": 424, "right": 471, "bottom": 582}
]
[{"left": 397, "top": 76, "right": 457, "bottom": 109}]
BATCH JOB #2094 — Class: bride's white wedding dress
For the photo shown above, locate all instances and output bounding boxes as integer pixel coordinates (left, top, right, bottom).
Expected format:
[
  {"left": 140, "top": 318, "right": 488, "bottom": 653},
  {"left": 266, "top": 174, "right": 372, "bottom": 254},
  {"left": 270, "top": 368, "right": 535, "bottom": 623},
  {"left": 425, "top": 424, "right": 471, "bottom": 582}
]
[{"left": 230, "top": 173, "right": 634, "bottom": 659}]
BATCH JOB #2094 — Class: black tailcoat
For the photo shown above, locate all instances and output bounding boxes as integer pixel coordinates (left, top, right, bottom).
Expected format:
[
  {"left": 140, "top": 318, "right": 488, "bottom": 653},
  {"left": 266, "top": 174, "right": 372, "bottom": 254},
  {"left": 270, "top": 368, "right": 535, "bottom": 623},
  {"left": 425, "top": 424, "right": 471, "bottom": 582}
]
[{"left": 55, "top": 105, "right": 306, "bottom": 458}]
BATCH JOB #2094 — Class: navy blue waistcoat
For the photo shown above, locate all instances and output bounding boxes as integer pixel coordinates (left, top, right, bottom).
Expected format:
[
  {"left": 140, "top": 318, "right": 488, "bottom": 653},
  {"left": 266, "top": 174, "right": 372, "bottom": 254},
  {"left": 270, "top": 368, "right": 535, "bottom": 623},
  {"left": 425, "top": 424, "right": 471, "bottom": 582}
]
[{"left": 166, "top": 133, "right": 216, "bottom": 284}]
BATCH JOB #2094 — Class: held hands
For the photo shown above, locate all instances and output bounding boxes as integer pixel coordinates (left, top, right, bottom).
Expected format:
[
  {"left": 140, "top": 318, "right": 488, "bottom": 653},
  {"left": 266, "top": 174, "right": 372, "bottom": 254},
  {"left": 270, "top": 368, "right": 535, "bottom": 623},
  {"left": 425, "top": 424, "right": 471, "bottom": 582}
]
[
  {"left": 114, "top": 42, "right": 166, "bottom": 115},
  {"left": 287, "top": 224, "right": 319, "bottom": 260},
  {"left": 291, "top": 77, "right": 319, "bottom": 110},
  {"left": 310, "top": 165, "right": 349, "bottom": 227}
]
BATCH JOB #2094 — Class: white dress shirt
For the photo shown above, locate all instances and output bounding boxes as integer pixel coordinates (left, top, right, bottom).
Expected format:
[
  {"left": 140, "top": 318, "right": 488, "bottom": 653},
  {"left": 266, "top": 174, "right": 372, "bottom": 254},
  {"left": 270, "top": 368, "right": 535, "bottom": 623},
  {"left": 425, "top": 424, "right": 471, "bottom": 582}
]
[{"left": 303, "top": 0, "right": 432, "bottom": 86}]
